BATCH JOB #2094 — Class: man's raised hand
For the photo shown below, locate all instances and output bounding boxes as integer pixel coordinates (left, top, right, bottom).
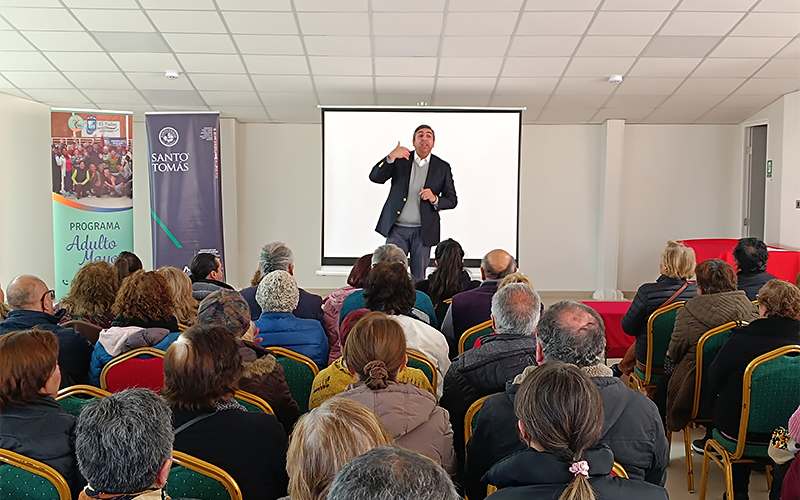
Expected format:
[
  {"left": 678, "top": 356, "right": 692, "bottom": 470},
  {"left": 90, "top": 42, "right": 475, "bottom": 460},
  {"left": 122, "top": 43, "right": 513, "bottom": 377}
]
[{"left": 388, "top": 141, "right": 411, "bottom": 161}]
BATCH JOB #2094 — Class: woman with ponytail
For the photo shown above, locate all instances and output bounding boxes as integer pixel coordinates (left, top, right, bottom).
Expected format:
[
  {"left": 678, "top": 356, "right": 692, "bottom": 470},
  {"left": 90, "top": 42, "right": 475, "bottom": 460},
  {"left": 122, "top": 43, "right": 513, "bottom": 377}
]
[
  {"left": 337, "top": 311, "right": 455, "bottom": 475},
  {"left": 485, "top": 361, "right": 668, "bottom": 500},
  {"left": 416, "top": 239, "right": 479, "bottom": 326}
]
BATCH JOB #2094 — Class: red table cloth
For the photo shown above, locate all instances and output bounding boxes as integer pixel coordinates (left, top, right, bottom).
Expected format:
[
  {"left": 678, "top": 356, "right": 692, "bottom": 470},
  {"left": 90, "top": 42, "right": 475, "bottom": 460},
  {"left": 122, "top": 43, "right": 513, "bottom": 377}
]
[
  {"left": 679, "top": 238, "right": 800, "bottom": 283},
  {"left": 581, "top": 301, "right": 632, "bottom": 358}
]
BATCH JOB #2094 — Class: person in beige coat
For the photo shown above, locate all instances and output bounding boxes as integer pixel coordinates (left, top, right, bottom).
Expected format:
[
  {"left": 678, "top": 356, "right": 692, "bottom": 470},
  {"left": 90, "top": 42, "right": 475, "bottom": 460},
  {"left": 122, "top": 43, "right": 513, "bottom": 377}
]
[
  {"left": 664, "top": 259, "right": 758, "bottom": 432},
  {"left": 336, "top": 311, "right": 456, "bottom": 475}
]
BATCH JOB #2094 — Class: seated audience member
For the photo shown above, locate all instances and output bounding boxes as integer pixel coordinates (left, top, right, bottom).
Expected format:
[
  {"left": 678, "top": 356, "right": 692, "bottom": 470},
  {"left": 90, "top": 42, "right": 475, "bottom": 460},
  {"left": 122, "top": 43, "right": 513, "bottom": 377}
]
[
  {"left": 364, "top": 262, "right": 450, "bottom": 395},
  {"left": 0, "top": 329, "right": 81, "bottom": 495},
  {"left": 113, "top": 251, "right": 142, "bottom": 282},
  {"left": 196, "top": 290, "right": 300, "bottom": 434},
  {"left": 241, "top": 242, "right": 325, "bottom": 330},
  {"left": 75, "top": 389, "right": 173, "bottom": 500},
  {"left": 88, "top": 271, "right": 181, "bottom": 386},
  {"left": 253, "top": 270, "right": 329, "bottom": 368},
  {"left": 285, "top": 398, "right": 394, "bottom": 500},
  {"left": 327, "top": 445, "right": 460, "bottom": 500},
  {"left": 661, "top": 259, "right": 758, "bottom": 437},
  {"left": 617, "top": 240, "right": 697, "bottom": 377},
  {"left": 0, "top": 283, "right": 8, "bottom": 320},
  {"left": 707, "top": 279, "right": 800, "bottom": 500},
  {"left": 337, "top": 312, "right": 456, "bottom": 474},
  {"left": 484, "top": 361, "right": 669, "bottom": 500},
  {"left": 416, "top": 238, "right": 480, "bottom": 327},
  {"left": 465, "top": 301, "right": 668, "bottom": 499},
  {"left": 472, "top": 272, "right": 541, "bottom": 348},
  {"left": 768, "top": 405, "right": 800, "bottom": 500},
  {"left": 309, "top": 309, "right": 432, "bottom": 410},
  {"left": 322, "top": 253, "right": 372, "bottom": 365},
  {"left": 163, "top": 324, "right": 289, "bottom": 500},
  {"left": 441, "top": 248, "right": 517, "bottom": 357},
  {"left": 734, "top": 237, "right": 776, "bottom": 301},
  {"left": 58, "top": 261, "right": 120, "bottom": 329},
  {"left": 441, "top": 282, "right": 540, "bottom": 474},
  {"left": 0, "top": 275, "right": 93, "bottom": 385},
  {"left": 157, "top": 266, "right": 198, "bottom": 331},
  {"left": 339, "top": 244, "right": 437, "bottom": 329},
  {"left": 189, "top": 252, "right": 233, "bottom": 301}
]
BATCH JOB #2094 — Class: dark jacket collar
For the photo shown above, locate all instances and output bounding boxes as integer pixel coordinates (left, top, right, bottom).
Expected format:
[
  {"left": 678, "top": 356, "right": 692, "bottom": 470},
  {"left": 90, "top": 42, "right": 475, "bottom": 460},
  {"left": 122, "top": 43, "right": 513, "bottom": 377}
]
[
  {"left": 655, "top": 274, "right": 686, "bottom": 284},
  {"left": 5, "top": 309, "right": 62, "bottom": 325},
  {"left": 486, "top": 446, "right": 614, "bottom": 487},
  {"left": 192, "top": 278, "right": 233, "bottom": 290},
  {"left": 111, "top": 315, "right": 179, "bottom": 332}
]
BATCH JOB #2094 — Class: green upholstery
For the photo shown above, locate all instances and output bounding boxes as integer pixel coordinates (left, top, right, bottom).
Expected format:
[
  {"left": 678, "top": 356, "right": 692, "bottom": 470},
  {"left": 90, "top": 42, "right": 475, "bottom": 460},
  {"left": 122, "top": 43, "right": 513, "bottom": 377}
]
[
  {"left": 635, "top": 307, "right": 680, "bottom": 385},
  {"left": 0, "top": 464, "right": 62, "bottom": 500},
  {"left": 56, "top": 395, "right": 99, "bottom": 417},
  {"left": 463, "top": 325, "right": 493, "bottom": 352},
  {"left": 167, "top": 465, "right": 230, "bottom": 500},
  {"left": 406, "top": 357, "right": 434, "bottom": 387},
  {"left": 711, "top": 429, "right": 770, "bottom": 458},
  {"left": 276, "top": 357, "right": 314, "bottom": 414},
  {"left": 470, "top": 407, "right": 481, "bottom": 434},
  {"left": 235, "top": 398, "right": 263, "bottom": 413},
  {"left": 696, "top": 329, "right": 732, "bottom": 420}
]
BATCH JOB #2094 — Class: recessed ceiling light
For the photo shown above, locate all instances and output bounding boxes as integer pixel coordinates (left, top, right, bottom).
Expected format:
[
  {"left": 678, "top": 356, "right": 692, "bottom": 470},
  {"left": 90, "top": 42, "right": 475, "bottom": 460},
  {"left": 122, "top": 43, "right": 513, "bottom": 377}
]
[
  {"left": 165, "top": 70, "right": 180, "bottom": 80},
  {"left": 608, "top": 75, "right": 623, "bottom": 84}
]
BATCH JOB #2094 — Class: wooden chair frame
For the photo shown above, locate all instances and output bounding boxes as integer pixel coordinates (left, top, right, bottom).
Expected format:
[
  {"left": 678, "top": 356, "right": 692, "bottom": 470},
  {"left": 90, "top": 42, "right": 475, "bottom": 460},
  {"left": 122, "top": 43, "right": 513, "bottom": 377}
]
[
  {"left": 171, "top": 450, "right": 243, "bottom": 500},
  {"left": 628, "top": 301, "right": 685, "bottom": 393},
  {"left": 464, "top": 395, "right": 490, "bottom": 455},
  {"left": 99, "top": 346, "right": 165, "bottom": 391},
  {"left": 233, "top": 390, "right": 273, "bottom": 414},
  {"left": 611, "top": 462, "right": 629, "bottom": 479},
  {"left": 406, "top": 349, "right": 437, "bottom": 395},
  {"left": 266, "top": 346, "right": 319, "bottom": 375},
  {"left": 56, "top": 384, "right": 111, "bottom": 400},
  {"left": 699, "top": 345, "right": 800, "bottom": 500},
  {"left": 459, "top": 319, "right": 493, "bottom": 354},
  {"left": 0, "top": 448, "right": 71, "bottom": 500}
]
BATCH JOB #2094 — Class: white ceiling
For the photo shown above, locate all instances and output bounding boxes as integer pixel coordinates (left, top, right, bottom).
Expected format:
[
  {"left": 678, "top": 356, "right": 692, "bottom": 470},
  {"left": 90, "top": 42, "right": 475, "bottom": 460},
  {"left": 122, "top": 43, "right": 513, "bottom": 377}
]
[{"left": 0, "top": 0, "right": 798, "bottom": 124}]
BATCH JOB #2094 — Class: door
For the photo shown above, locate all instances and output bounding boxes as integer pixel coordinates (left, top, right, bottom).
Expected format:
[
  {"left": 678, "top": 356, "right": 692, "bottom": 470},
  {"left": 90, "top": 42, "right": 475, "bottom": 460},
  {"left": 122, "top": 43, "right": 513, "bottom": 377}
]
[{"left": 743, "top": 124, "right": 767, "bottom": 239}]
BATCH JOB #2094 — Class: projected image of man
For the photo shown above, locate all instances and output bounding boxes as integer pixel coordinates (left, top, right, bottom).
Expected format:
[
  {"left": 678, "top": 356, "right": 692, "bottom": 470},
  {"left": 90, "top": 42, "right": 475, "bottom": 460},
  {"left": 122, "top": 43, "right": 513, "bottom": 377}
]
[{"left": 369, "top": 125, "right": 458, "bottom": 282}]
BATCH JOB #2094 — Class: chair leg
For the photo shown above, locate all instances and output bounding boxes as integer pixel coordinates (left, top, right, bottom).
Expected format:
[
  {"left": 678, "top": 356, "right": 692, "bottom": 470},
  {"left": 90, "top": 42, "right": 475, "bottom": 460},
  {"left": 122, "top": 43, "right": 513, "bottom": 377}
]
[
  {"left": 684, "top": 424, "right": 695, "bottom": 492},
  {"left": 723, "top": 458, "right": 734, "bottom": 500},
  {"left": 699, "top": 444, "right": 712, "bottom": 500}
]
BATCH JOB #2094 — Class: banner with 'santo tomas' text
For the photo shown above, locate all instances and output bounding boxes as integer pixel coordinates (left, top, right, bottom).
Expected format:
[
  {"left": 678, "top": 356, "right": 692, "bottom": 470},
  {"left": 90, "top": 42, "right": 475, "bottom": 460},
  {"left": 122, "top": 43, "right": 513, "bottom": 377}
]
[
  {"left": 146, "top": 112, "right": 224, "bottom": 272},
  {"left": 51, "top": 109, "right": 134, "bottom": 299}
]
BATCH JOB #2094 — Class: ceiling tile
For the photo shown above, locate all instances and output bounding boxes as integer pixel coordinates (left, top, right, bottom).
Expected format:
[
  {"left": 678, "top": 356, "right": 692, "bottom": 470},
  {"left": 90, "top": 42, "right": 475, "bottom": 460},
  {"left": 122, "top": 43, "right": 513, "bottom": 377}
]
[
  {"left": 555, "top": 77, "right": 617, "bottom": 95},
  {"left": 163, "top": 34, "right": 237, "bottom": 54},
  {"left": 442, "top": 36, "right": 510, "bottom": 57},
  {"left": 298, "top": 13, "right": 370, "bottom": 35},
  {"left": 643, "top": 107, "right": 710, "bottom": 123},
  {"left": 189, "top": 73, "right": 253, "bottom": 91},
  {"left": 0, "top": 51, "right": 54, "bottom": 71},
  {"left": 44, "top": 51, "right": 118, "bottom": 71},
  {"left": 216, "top": 0, "right": 291, "bottom": 10},
  {"left": 222, "top": 12, "right": 297, "bottom": 35},
  {"left": 304, "top": 36, "right": 370, "bottom": 56},
  {"left": 64, "top": 71, "right": 132, "bottom": 89},
  {"left": 732, "top": 13, "right": 800, "bottom": 37},
  {"left": 614, "top": 77, "right": 684, "bottom": 95},
  {"left": 439, "top": 57, "right": 503, "bottom": 77},
  {"left": 83, "top": 89, "right": 146, "bottom": 104},
  {"left": 258, "top": 91, "right": 318, "bottom": 106},
  {"left": 294, "top": 0, "right": 367, "bottom": 10},
  {"left": 374, "top": 37, "right": 439, "bottom": 57},
  {"left": 243, "top": 55, "right": 309, "bottom": 75},
  {"left": 678, "top": 0, "right": 757, "bottom": 11},
  {"left": 177, "top": 54, "right": 246, "bottom": 74},
  {"left": 111, "top": 53, "right": 179, "bottom": 72},
  {"left": 0, "top": 30, "right": 35, "bottom": 50},
  {"left": 660, "top": 12, "right": 745, "bottom": 36},
  {"left": 317, "top": 92, "right": 374, "bottom": 105},
  {"left": 605, "top": 95, "right": 665, "bottom": 107},
  {"left": 375, "top": 76, "right": 434, "bottom": 93},
  {"left": 660, "top": 94, "right": 727, "bottom": 108},
  {"left": 0, "top": 89, "right": 31, "bottom": 99},
  {"left": 0, "top": 7, "right": 82, "bottom": 30},
  {"left": 0, "top": 75, "right": 16, "bottom": 88},
  {"left": 199, "top": 90, "right": 260, "bottom": 106},
  {"left": 374, "top": 57, "right": 437, "bottom": 77},
  {"left": 0, "top": 0, "right": 64, "bottom": 6},
  {"left": 233, "top": 35, "right": 304, "bottom": 55},
  {"left": 445, "top": 12, "right": 518, "bottom": 36},
  {"left": 127, "top": 72, "right": 194, "bottom": 90},
  {"left": 0, "top": 18, "right": 10, "bottom": 30},
  {"left": 538, "top": 108, "right": 597, "bottom": 123},
  {"left": 372, "top": 13, "right": 442, "bottom": 36},
  {"left": 546, "top": 95, "right": 608, "bottom": 108},
  {"left": 494, "top": 77, "right": 558, "bottom": 94},
  {"left": 710, "top": 36, "right": 792, "bottom": 58},
  {"left": 139, "top": 0, "right": 215, "bottom": 8},
  {"left": 644, "top": 36, "right": 722, "bottom": 58},
  {"left": 576, "top": 36, "right": 651, "bottom": 57},
  {"left": 526, "top": 0, "right": 600, "bottom": 10},
  {"left": 308, "top": 56, "right": 372, "bottom": 76},
  {"left": 502, "top": 57, "right": 570, "bottom": 77},
  {"left": 508, "top": 36, "right": 581, "bottom": 56},
  {"left": 776, "top": 39, "right": 800, "bottom": 58},
  {"left": 23, "top": 31, "right": 102, "bottom": 51},
  {"left": 376, "top": 94, "right": 433, "bottom": 105},
  {"left": 489, "top": 94, "right": 548, "bottom": 108},
  {"left": 451, "top": 0, "right": 523, "bottom": 11},
  {"left": 267, "top": 106, "right": 320, "bottom": 123},
  {"left": 517, "top": 11, "right": 593, "bottom": 35},
  {"left": 754, "top": 0, "right": 800, "bottom": 12},
  {"left": 148, "top": 11, "right": 227, "bottom": 34},
  {"left": 371, "top": 0, "right": 444, "bottom": 11},
  {"left": 435, "top": 77, "right": 496, "bottom": 93},
  {"left": 589, "top": 12, "right": 670, "bottom": 36},
  {"left": 592, "top": 108, "right": 653, "bottom": 122},
  {"left": 565, "top": 57, "right": 635, "bottom": 77},
  {"left": 628, "top": 57, "right": 701, "bottom": 77},
  {"left": 313, "top": 75, "right": 372, "bottom": 92},
  {"left": 693, "top": 58, "right": 767, "bottom": 77},
  {"left": 140, "top": 89, "right": 204, "bottom": 106},
  {"left": 93, "top": 32, "right": 171, "bottom": 53},
  {"left": 251, "top": 75, "right": 314, "bottom": 92},
  {"left": 602, "top": 0, "right": 679, "bottom": 9},
  {"left": 717, "top": 94, "right": 779, "bottom": 108},
  {"left": 695, "top": 107, "right": 761, "bottom": 123},
  {"left": 152, "top": 105, "right": 210, "bottom": 111},
  {"left": 217, "top": 105, "right": 268, "bottom": 120},
  {"left": 736, "top": 78, "right": 800, "bottom": 94},
  {"left": 675, "top": 77, "right": 746, "bottom": 94},
  {"left": 755, "top": 58, "right": 800, "bottom": 78},
  {"left": 72, "top": 9, "right": 154, "bottom": 32},
  {"left": 23, "top": 88, "right": 88, "bottom": 103},
  {"left": 432, "top": 94, "right": 491, "bottom": 106}
]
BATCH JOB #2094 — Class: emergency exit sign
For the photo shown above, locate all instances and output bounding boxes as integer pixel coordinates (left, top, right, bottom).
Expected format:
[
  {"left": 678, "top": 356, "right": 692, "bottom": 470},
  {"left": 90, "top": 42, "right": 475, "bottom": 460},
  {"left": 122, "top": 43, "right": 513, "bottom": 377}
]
[{"left": 767, "top": 160, "right": 773, "bottom": 179}]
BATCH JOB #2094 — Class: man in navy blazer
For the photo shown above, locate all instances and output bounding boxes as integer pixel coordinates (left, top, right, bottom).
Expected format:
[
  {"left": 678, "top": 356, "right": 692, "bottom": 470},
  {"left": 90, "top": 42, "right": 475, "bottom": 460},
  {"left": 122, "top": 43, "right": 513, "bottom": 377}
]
[{"left": 370, "top": 125, "right": 457, "bottom": 281}]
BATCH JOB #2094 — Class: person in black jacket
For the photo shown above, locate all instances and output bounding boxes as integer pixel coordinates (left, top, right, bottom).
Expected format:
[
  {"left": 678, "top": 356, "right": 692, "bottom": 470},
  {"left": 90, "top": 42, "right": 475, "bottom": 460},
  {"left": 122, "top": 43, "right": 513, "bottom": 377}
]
[
  {"left": 733, "top": 237, "right": 776, "bottom": 301},
  {"left": 707, "top": 279, "right": 800, "bottom": 500},
  {"left": 415, "top": 238, "right": 480, "bottom": 327},
  {"left": 484, "top": 361, "right": 668, "bottom": 500}
]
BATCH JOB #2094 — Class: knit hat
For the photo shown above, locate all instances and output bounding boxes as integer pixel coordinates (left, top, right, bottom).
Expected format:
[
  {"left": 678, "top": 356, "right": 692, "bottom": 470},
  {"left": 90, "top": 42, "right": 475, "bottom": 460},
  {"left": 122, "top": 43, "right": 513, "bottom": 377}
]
[
  {"left": 790, "top": 405, "right": 800, "bottom": 443},
  {"left": 196, "top": 289, "right": 251, "bottom": 338},
  {"left": 256, "top": 270, "right": 299, "bottom": 313}
]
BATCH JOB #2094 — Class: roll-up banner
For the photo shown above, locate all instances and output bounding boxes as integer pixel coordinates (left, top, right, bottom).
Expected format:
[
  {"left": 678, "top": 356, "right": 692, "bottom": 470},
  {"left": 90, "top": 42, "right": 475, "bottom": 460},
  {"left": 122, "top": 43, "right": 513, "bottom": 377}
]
[
  {"left": 146, "top": 112, "right": 224, "bottom": 272},
  {"left": 51, "top": 109, "right": 134, "bottom": 299}
]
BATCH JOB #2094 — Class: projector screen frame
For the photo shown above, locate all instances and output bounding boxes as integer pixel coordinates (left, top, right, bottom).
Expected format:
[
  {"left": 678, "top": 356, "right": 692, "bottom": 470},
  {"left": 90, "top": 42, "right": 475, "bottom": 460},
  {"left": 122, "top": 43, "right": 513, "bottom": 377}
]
[{"left": 320, "top": 106, "right": 523, "bottom": 269}]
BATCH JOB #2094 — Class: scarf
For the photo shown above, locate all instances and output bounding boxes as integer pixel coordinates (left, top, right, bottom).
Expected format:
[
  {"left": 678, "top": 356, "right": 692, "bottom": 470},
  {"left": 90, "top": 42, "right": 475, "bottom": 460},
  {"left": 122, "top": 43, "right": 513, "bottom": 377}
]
[{"left": 513, "top": 362, "right": 614, "bottom": 384}]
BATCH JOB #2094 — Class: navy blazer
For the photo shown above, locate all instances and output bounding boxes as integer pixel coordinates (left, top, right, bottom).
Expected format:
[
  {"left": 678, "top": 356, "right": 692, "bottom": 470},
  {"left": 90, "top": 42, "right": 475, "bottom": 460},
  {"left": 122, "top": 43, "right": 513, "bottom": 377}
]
[{"left": 370, "top": 151, "right": 457, "bottom": 247}]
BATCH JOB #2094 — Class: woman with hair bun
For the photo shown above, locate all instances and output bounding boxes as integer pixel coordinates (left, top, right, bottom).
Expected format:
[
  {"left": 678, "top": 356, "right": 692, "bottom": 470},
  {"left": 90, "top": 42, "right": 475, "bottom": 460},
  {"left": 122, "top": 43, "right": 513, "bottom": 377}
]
[{"left": 336, "top": 311, "right": 455, "bottom": 474}]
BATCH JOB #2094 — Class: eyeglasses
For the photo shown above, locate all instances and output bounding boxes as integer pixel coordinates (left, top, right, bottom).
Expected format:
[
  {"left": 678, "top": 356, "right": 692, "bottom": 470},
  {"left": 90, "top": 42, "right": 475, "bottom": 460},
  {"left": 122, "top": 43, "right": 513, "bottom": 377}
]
[{"left": 40, "top": 289, "right": 55, "bottom": 310}]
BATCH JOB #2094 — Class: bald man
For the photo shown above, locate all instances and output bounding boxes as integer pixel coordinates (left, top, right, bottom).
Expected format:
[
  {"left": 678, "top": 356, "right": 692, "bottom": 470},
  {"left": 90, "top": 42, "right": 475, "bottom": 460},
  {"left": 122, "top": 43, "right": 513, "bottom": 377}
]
[
  {"left": 440, "top": 249, "right": 517, "bottom": 358},
  {"left": 0, "top": 275, "right": 93, "bottom": 385}
]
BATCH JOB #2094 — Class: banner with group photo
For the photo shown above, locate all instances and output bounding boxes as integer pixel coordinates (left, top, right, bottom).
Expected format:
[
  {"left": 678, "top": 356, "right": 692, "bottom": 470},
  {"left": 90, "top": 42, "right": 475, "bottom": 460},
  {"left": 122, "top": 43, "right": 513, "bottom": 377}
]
[
  {"left": 51, "top": 109, "right": 134, "bottom": 299},
  {"left": 146, "top": 112, "right": 224, "bottom": 272}
]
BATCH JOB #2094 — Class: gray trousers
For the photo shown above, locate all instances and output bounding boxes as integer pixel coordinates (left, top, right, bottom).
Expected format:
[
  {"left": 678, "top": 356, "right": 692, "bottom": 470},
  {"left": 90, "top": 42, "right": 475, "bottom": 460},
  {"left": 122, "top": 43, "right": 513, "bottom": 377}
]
[{"left": 386, "top": 224, "right": 431, "bottom": 282}]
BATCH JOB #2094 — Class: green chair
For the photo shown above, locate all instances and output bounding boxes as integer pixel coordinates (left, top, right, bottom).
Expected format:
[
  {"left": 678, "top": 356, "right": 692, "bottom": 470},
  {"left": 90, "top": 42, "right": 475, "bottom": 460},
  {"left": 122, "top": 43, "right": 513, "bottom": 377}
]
[
  {"left": 459, "top": 320, "right": 494, "bottom": 354},
  {"left": 699, "top": 345, "right": 800, "bottom": 500},
  {"left": 628, "top": 301, "right": 685, "bottom": 395},
  {"left": 233, "top": 390, "right": 273, "bottom": 414},
  {"left": 168, "top": 450, "right": 242, "bottom": 500},
  {"left": 0, "top": 448, "right": 71, "bottom": 500},
  {"left": 464, "top": 395, "right": 491, "bottom": 455},
  {"left": 266, "top": 346, "right": 319, "bottom": 414},
  {"left": 406, "top": 349, "right": 437, "bottom": 396},
  {"left": 55, "top": 385, "right": 110, "bottom": 417}
]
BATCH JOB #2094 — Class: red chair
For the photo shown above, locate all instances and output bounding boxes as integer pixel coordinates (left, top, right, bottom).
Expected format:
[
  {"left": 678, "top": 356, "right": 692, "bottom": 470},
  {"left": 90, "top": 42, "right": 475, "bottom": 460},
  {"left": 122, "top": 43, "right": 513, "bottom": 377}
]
[{"left": 100, "top": 347, "right": 165, "bottom": 393}]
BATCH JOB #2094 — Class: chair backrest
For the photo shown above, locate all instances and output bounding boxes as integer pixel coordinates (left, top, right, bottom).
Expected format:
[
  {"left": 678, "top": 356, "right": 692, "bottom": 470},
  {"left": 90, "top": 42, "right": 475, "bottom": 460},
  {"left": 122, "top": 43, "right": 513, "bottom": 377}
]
[
  {"left": 464, "top": 395, "right": 491, "bottom": 453},
  {"left": 406, "top": 349, "right": 437, "bottom": 393},
  {"left": 611, "top": 461, "right": 629, "bottom": 479},
  {"left": 55, "top": 384, "right": 110, "bottom": 417},
  {"left": 167, "top": 450, "right": 243, "bottom": 500},
  {"left": 730, "top": 345, "right": 800, "bottom": 460},
  {"left": 459, "top": 319, "right": 494, "bottom": 354},
  {"left": 644, "top": 301, "right": 685, "bottom": 383},
  {"left": 0, "top": 448, "right": 71, "bottom": 500},
  {"left": 100, "top": 347, "right": 166, "bottom": 393},
  {"left": 266, "top": 346, "right": 319, "bottom": 414},
  {"left": 692, "top": 321, "right": 743, "bottom": 420},
  {"left": 233, "top": 390, "right": 274, "bottom": 414}
]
